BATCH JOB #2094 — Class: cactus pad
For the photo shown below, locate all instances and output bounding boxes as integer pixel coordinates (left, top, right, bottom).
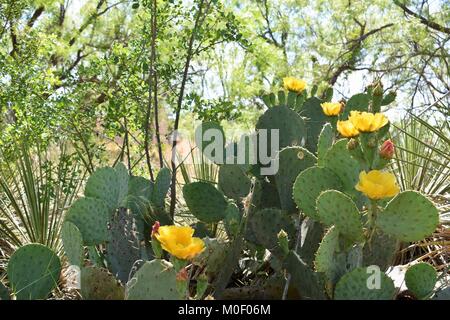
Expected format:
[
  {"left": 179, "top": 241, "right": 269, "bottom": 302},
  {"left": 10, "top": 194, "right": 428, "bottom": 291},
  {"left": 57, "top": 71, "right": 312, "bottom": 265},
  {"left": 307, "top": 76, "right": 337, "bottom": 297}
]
[
  {"left": 152, "top": 167, "right": 171, "bottom": 209},
  {"left": 323, "top": 139, "right": 360, "bottom": 196},
  {"left": 85, "top": 167, "right": 123, "bottom": 211},
  {"left": 218, "top": 164, "right": 251, "bottom": 201},
  {"left": 224, "top": 202, "right": 242, "bottom": 238},
  {"left": 7, "top": 244, "right": 61, "bottom": 300},
  {"left": 293, "top": 166, "right": 343, "bottom": 220},
  {"left": 274, "top": 146, "right": 316, "bottom": 212},
  {"left": 317, "top": 123, "right": 334, "bottom": 166},
  {"left": 126, "top": 259, "right": 179, "bottom": 300},
  {"left": 256, "top": 105, "right": 307, "bottom": 152},
  {"left": 106, "top": 208, "right": 141, "bottom": 284},
  {"left": 405, "top": 263, "right": 437, "bottom": 299},
  {"left": 183, "top": 182, "right": 228, "bottom": 223},
  {"left": 115, "top": 162, "right": 130, "bottom": 207},
  {"left": 299, "top": 97, "right": 329, "bottom": 153},
  {"left": 341, "top": 93, "right": 369, "bottom": 119},
  {"left": 80, "top": 266, "right": 125, "bottom": 300},
  {"left": 61, "top": 221, "right": 84, "bottom": 267},
  {"left": 363, "top": 232, "right": 398, "bottom": 271},
  {"left": 314, "top": 227, "right": 340, "bottom": 279},
  {"left": 316, "top": 190, "right": 364, "bottom": 242},
  {"left": 334, "top": 267, "right": 395, "bottom": 300},
  {"left": 248, "top": 208, "right": 295, "bottom": 252},
  {"left": 65, "top": 197, "right": 111, "bottom": 245},
  {"left": 376, "top": 191, "right": 439, "bottom": 242}
]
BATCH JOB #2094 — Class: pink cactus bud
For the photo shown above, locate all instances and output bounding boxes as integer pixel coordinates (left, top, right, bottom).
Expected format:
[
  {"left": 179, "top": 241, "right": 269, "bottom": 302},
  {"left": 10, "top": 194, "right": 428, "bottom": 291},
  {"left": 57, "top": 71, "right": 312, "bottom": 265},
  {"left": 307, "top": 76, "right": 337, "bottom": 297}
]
[
  {"left": 176, "top": 268, "right": 189, "bottom": 281},
  {"left": 380, "top": 140, "right": 395, "bottom": 159},
  {"left": 151, "top": 221, "right": 160, "bottom": 237}
]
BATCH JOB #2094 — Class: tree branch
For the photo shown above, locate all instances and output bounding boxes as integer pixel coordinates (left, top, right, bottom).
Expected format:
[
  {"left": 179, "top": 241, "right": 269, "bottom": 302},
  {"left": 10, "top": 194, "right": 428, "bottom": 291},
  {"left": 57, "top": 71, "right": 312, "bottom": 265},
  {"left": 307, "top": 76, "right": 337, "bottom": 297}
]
[{"left": 394, "top": 1, "right": 450, "bottom": 34}]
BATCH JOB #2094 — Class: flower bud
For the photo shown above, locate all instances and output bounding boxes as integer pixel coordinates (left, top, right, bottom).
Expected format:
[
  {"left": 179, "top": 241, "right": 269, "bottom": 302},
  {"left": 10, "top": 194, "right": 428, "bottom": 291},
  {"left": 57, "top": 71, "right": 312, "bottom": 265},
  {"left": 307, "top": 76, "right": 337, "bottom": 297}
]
[
  {"left": 176, "top": 267, "right": 189, "bottom": 282},
  {"left": 347, "top": 138, "right": 359, "bottom": 150},
  {"left": 373, "top": 81, "right": 384, "bottom": 96},
  {"left": 379, "top": 139, "right": 395, "bottom": 159},
  {"left": 151, "top": 221, "right": 160, "bottom": 238},
  {"left": 277, "top": 229, "right": 289, "bottom": 255}
]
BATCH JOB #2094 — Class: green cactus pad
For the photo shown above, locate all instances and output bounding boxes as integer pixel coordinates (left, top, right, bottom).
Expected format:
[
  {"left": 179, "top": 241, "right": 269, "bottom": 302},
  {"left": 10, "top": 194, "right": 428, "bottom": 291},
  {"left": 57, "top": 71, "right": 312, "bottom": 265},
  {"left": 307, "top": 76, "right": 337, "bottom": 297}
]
[
  {"left": 65, "top": 197, "right": 111, "bottom": 245},
  {"left": 218, "top": 164, "right": 251, "bottom": 201},
  {"left": 115, "top": 162, "right": 129, "bottom": 207},
  {"left": 315, "top": 227, "right": 339, "bottom": 278},
  {"left": 152, "top": 167, "right": 171, "bottom": 209},
  {"left": 0, "top": 282, "right": 10, "bottom": 300},
  {"left": 297, "top": 218, "right": 324, "bottom": 266},
  {"left": 317, "top": 123, "right": 334, "bottom": 166},
  {"left": 376, "top": 191, "right": 439, "bottom": 242},
  {"left": 256, "top": 105, "right": 307, "bottom": 152},
  {"left": 248, "top": 208, "right": 295, "bottom": 252},
  {"left": 293, "top": 166, "right": 343, "bottom": 220},
  {"left": 194, "top": 238, "right": 229, "bottom": 276},
  {"left": 61, "top": 221, "right": 84, "bottom": 267},
  {"left": 183, "top": 182, "right": 228, "bottom": 223},
  {"left": 405, "top": 263, "right": 437, "bottom": 299},
  {"left": 258, "top": 179, "right": 281, "bottom": 209},
  {"left": 275, "top": 147, "right": 317, "bottom": 212},
  {"left": 316, "top": 190, "right": 364, "bottom": 242},
  {"left": 106, "top": 208, "right": 141, "bottom": 284},
  {"left": 195, "top": 121, "right": 225, "bottom": 163},
  {"left": 126, "top": 259, "right": 179, "bottom": 300},
  {"left": 363, "top": 232, "right": 398, "bottom": 271},
  {"left": 126, "top": 176, "right": 153, "bottom": 217},
  {"left": 7, "top": 244, "right": 61, "bottom": 300},
  {"left": 224, "top": 202, "right": 242, "bottom": 238},
  {"left": 334, "top": 267, "right": 395, "bottom": 300},
  {"left": 323, "top": 139, "right": 361, "bottom": 197},
  {"left": 81, "top": 266, "right": 125, "bottom": 300},
  {"left": 341, "top": 93, "right": 370, "bottom": 119},
  {"left": 299, "top": 97, "right": 329, "bottom": 153},
  {"left": 284, "top": 251, "right": 326, "bottom": 299},
  {"left": 277, "top": 90, "right": 286, "bottom": 106},
  {"left": 85, "top": 167, "right": 124, "bottom": 211}
]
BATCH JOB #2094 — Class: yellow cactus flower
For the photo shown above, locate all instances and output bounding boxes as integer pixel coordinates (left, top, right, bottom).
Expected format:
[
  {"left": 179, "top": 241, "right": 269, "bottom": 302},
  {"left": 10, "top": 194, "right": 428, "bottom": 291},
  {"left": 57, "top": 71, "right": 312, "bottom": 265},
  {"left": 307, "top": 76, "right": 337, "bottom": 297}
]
[
  {"left": 355, "top": 170, "right": 400, "bottom": 200},
  {"left": 337, "top": 120, "right": 360, "bottom": 138},
  {"left": 321, "top": 102, "right": 342, "bottom": 116},
  {"left": 348, "top": 111, "right": 389, "bottom": 132},
  {"left": 154, "top": 225, "right": 205, "bottom": 260},
  {"left": 283, "top": 77, "right": 307, "bottom": 93}
]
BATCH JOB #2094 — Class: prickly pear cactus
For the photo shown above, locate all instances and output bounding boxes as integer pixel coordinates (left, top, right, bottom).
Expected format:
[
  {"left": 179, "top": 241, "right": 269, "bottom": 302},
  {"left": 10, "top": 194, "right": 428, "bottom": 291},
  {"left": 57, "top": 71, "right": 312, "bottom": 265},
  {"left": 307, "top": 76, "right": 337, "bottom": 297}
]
[
  {"left": 314, "top": 227, "right": 341, "bottom": 282},
  {"left": 284, "top": 251, "right": 326, "bottom": 299},
  {"left": 274, "top": 146, "right": 316, "bottom": 212},
  {"left": 85, "top": 165, "right": 128, "bottom": 211},
  {"left": 362, "top": 232, "right": 398, "bottom": 271},
  {"left": 152, "top": 167, "right": 171, "bottom": 210},
  {"left": 323, "top": 139, "right": 361, "bottom": 197},
  {"left": 248, "top": 208, "right": 295, "bottom": 253},
  {"left": 106, "top": 208, "right": 141, "bottom": 283},
  {"left": 223, "top": 202, "right": 242, "bottom": 238},
  {"left": 317, "top": 123, "right": 334, "bottom": 166},
  {"left": 126, "top": 259, "right": 179, "bottom": 300},
  {"left": 293, "top": 166, "right": 342, "bottom": 220},
  {"left": 65, "top": 197, "right": 111, "bottom": 245},
  {"left": 218, "top": 164, "right": 251, "bottom": 201},
  {"left": 299, "top": 97, "right": 329, "bottom": 153},
  {"left": 376, "top": 191, "right": 439, "bottom": 242},
  {"left": 183, "top": 181, "right": 228, "bottom": 223},
  {"left": 7, "top": 244, "right": 61, "bottom": 300},
  {"left": 256, "top": 105, "right": 307, "bottom": 152},
  {"left": 334, "top": 267, "right": 395, "bottom": 300},
  {"left": 61, "top": 221, "right": 84, "bottom": 267},
  {"left": 0, "top": 282, "right": 10, "bottom": 300},
  {"left": 341, "top": 93, "right": 369, "bottom": 119},
  {"left": 405, "top": 263, "right": 437, "bottom": 299},
  {"left": 316, "top": 190, "right": 364, "bottom": 242},
  {"left": 80, "top": 266, "right": 125, "bottom": 300}
]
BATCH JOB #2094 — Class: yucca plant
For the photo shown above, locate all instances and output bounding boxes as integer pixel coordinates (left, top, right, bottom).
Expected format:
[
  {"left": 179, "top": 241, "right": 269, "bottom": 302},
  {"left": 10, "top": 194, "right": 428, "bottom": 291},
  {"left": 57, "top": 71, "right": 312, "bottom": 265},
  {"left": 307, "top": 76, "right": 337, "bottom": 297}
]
[
  {"left": 390, "top": 112, "right": 450, "bottom": 195},
  {"left": 0, "top": 142, "right": 86, "bottom": 258}
]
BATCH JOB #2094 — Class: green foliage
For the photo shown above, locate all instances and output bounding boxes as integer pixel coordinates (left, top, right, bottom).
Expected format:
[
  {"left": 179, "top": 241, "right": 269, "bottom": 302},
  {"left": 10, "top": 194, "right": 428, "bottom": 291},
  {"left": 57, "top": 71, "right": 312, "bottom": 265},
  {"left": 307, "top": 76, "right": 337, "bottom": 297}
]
[
  {"left": 317, "top": 123, "right": 334, "bottom": 166},
  {"left": 218, "top": 164, "right": 251, "bottom": 201},
  {"left": 7, "top": 244, "right": 61, "bottom": 300},
  {"left": 405, "top": 263, "right": 437, "bottom": 299}
]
